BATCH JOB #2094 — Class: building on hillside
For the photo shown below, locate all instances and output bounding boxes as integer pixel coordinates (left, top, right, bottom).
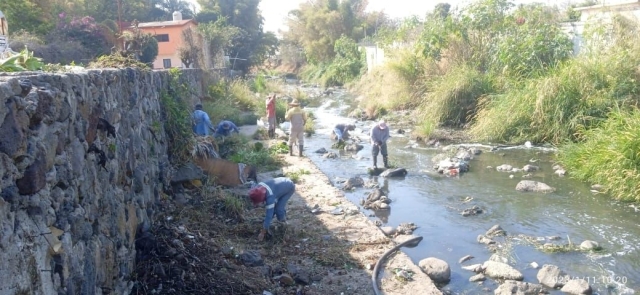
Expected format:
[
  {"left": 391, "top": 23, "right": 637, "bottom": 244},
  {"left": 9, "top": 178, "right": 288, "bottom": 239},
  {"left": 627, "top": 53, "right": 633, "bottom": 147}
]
[
  {"left": 134, "top": 11, "right": 201, "bottom": 69},
  {"left": 561, "top": 0, "right": 640, "bottom": 54},
  {"left": 358, "top": 41, "right": 385, "bottom": 74}
]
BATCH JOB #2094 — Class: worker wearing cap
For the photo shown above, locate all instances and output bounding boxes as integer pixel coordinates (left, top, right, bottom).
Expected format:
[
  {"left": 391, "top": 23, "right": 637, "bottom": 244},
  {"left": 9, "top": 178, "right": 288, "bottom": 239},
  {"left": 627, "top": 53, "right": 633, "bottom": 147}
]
[
  {"left": 214, "top": 120, "right": 240, "bottom": 137},
  {"left": 370, "top": 120, "right": 390, "bottom": 168},
  {"left": 248, "top": 177, "right": 296, "bottom": 241}
]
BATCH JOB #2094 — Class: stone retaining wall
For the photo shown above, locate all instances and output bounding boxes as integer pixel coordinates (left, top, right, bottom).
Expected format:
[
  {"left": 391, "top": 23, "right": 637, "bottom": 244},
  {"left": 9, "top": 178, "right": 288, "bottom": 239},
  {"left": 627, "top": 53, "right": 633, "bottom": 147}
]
[{"left": 0, "top": 68, "right": 204, "bottom": 295}]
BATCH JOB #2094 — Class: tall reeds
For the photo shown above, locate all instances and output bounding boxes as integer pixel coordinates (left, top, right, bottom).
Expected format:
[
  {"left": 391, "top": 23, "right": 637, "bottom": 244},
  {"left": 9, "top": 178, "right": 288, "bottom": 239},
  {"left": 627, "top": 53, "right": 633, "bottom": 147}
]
[{"left": 558, "top": 109, "right": 640, "bottom": 202}]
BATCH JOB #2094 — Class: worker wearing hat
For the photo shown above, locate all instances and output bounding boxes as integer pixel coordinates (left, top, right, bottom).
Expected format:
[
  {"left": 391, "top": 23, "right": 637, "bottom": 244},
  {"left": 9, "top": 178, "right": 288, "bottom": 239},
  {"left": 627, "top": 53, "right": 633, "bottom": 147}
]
[
  {"left": 248, "top": 177, "right": 296, "bottom": 241},
  {"left": 214, "top": 120, "right": 240, "bottom": 137},
  {"left": 370, "top": 119, "right": 390, "bottom": 168},
  {"left": 284, "top": 99, "right": 307, "bottom": 156}
]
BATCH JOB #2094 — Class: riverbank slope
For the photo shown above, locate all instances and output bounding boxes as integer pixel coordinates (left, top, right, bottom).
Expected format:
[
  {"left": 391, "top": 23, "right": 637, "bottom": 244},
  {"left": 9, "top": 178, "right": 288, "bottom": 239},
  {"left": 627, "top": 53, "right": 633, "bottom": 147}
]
[{"left": 242, "top": 125, "right": 443, "bottom": 294}]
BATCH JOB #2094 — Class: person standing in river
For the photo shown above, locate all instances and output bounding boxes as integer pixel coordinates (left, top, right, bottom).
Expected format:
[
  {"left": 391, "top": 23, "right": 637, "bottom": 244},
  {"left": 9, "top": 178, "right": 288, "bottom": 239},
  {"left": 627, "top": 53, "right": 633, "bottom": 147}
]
[
  {"left": 285, "top": 99, "right": 307, "bottom": 156},
  {"left": 370, "top": 120, "right": 390, "bottom": 168}
]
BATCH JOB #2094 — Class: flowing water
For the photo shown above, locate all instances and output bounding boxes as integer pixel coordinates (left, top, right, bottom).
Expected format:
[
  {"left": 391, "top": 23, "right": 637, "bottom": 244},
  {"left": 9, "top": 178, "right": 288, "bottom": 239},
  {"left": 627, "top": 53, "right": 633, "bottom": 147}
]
[{"left": 293, "top": 89, "right": 639, "bottom": 294}]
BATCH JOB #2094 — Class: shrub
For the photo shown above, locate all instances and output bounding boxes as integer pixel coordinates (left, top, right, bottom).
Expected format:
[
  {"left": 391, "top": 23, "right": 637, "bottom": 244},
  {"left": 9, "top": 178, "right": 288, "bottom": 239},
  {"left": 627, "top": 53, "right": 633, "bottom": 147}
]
[
  {"left": 420, "top": 65, "right": 493, "bottom": 127},
  {"left": 160, "top": 69, "right": 195, "bottom": 165},
  {"left": 557, "top": 109, "right": 640, "bottom": 202}
]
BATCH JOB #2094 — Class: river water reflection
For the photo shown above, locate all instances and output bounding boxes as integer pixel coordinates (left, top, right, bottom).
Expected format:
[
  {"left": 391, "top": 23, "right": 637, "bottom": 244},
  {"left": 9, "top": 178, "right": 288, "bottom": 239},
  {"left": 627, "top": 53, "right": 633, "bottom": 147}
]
[{"left": 296, "top": 90, "right": 639, "bottom": 294}]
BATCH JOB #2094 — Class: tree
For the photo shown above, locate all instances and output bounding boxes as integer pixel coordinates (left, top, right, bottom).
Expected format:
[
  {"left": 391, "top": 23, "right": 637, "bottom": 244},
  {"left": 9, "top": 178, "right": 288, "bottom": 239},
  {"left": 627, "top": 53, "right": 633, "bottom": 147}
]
[
  {"left": 195, "top": 0, "right": 264, "bottom": 73},
  {"left": 0, "top": 0, "right": 55, "bottom": 36},
  {"left": 148, "top": 0, "right": 195, "bottom": 21},
  {"left": 434, "top": 3, "right": 451, "bottom": 19},
  {"left": 198, "top": 17, "right": 240, "bottom": 69},
  {"left": 50, "top": 15, "right": 111, "bottom": 60},
  {"left": 178, "top": 27, "right": 201, "bottom": 68},
  {"left": 140, "top": 37, "right": 159, "bottom": 64}
]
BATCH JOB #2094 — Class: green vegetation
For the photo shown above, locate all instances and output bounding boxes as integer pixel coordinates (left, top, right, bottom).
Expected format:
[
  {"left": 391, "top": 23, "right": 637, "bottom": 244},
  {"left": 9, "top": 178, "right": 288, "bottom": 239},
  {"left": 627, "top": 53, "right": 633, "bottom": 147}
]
[
  {"left": 558, "top": 110, "right": 640, "bottom": 202},
  {"left": 159, "top": 69, "right": 195, "bottom": 165},
  {"left": 2, "top": 0, "right": 273, "bottom": 73},
  {"left": 0, "top": 48, "right": 44, "bottom": 72},
  {"left": 218, "top": 136, "right": 284, "bottom": 172},
  {"left": 202, "top": 80, "right": 258, "bottom": 126},
  {"left": 304, "top": 111, "right": 316, "bottom": 136},
  {"left": 285, "top": 169, "right": 311, "bottom": 183},
  {"left": 346, "top": 0, "right": 640, "bottom": 201}
]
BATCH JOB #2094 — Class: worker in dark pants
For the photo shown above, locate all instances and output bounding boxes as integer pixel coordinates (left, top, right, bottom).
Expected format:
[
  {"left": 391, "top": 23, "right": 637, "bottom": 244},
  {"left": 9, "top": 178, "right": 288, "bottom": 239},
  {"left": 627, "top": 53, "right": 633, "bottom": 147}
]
[{"left": 370, "top": 120, "right": 390, "bottom": 168}]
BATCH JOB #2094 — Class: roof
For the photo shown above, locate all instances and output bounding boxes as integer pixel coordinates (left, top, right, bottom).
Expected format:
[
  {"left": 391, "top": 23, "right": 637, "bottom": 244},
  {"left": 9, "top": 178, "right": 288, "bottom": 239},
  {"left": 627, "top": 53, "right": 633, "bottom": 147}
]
[{"left": 135, "top": 19, "right": 195, "bottom": 29}]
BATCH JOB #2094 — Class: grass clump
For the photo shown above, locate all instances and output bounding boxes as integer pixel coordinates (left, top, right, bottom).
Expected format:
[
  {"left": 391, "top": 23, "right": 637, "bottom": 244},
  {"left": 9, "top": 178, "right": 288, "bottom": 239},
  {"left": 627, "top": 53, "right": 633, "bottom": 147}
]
[
  {"left": 203, "top": 79, "right": 259, "bottom": 126},
  {"left": 88, "top": 52, "right": 149, "bottom": 69},
  {"left": 285, "top": 169, "right": 311, "bottom": 183},
  {"left": 470, "top": 49, "right": 640, "bottom": 144},
  {"left": 557, "top": 109, "right": 640, "bottom": 202},
  {"left": 218, "top": 136, "right": 284, "bottom": 171},
  {"left": 304, "top": 111, "right": 316, "bottom": 137},
  {"left": 420, "top": 65, "right": 494, "bottom": 128},
  {"left": 351, "top": 49, "right": 434, "bottom": 119}
]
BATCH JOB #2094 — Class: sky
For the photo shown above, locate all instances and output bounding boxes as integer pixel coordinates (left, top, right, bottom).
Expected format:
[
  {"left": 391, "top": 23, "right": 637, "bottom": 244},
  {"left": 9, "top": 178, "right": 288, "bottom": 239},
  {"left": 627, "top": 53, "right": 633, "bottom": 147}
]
[{"left": 187, "top": 0, "right": 567, "bottom": 34}]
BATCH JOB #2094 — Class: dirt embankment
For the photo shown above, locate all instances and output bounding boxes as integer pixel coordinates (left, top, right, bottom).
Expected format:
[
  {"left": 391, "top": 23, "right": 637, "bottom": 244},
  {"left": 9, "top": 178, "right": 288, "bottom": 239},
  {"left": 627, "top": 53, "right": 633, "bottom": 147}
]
[{"left": 133, "top": 128, "right": 442, "bottom": 295}]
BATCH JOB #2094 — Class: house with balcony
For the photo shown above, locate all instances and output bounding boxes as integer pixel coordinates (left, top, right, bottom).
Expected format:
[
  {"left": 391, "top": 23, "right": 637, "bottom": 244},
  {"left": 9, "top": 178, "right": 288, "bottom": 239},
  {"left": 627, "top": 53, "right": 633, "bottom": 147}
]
[{"left": 134, "top": 11, "right": 199, "bottom": 69}]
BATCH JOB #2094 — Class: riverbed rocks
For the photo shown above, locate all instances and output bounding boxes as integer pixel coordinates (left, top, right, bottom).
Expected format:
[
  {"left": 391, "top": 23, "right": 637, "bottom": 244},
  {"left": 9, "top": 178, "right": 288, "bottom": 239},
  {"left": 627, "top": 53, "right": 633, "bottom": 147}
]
[
  {"left": 482, "top": 261, "right": 524, "bottom": 280},
  {"left": 579, "top": 240, "right": 600, "bottom": 251},
  {"left": 362, "top": 188, "right": 392, "bottom": 210},
  {"left": 553, "top": 164, "right": 567, "bottom": 176},
  {"left": 343, "top": 143, "right": 363, "bottom": 152},
  {"left": 379, "top": 167, "right": 408, "bottom": 178},
  {"left": 342, "top": 176, "right": 364, "bottom": 190},
  {"left": 537, "top": 264, "right": 568, "bottom": 288},
  {"left": 433, "top": 157, "right": 470, "bottom": 176},
  {"left": 486, "top": 224, "right": 507, "bottom": 237},
  {"left": 396, "top": 222, "right": 417, "bottom": 235},
  {"left": 323, "top": 152, "right": 338, "bottom": 159},
  {"left": 515, "top": 180, "right": 555, "bottom": 193},
  {"left": 314, "top": 148, "right": 328, "bottom": 154},
  {"left": 494, "top": 280, "right": 546, "bottom": 295},
  {"left": 461, "top": 205, "right": 483, "bottom": 216},
  {"left": 418, "top": 257, "right": 451, "bottom": 284},
  {"left": 561, "top": 279, "right": 593, "bottom": 295},
  {"left": 458, "top": 255, "right": 475, "bottom": 264}
]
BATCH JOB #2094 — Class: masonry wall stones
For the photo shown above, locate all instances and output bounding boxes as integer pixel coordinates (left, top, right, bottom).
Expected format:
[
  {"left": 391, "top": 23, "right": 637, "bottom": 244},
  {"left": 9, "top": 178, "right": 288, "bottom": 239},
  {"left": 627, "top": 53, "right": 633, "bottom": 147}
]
[{"left": 0, "top": 68, "right": 204, "bottom": 295}]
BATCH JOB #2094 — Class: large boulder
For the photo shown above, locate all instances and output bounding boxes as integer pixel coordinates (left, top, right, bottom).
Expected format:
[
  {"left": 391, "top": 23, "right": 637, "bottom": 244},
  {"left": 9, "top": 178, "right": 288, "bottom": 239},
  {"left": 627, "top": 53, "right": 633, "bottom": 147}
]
[
  {"left": 560, "top": 279, "right": 592, "bottom": 295},
  {"left": 515, "top": 180, "right": 555, "bottom": 193},
  {"left": 482, "top": 261, "right": 523, "bottom": 281},
  {"left": 494, "top": 280, "right": 546, "bottom": 295},
  {"left": 342, "top": 177, "right": 364, "bottom": 190},
  {"left": 537, "top": 264, "right": 567, "bottom": 288},
  {"left": 418, "top": 257, "right": 451, "bottom": 284}
]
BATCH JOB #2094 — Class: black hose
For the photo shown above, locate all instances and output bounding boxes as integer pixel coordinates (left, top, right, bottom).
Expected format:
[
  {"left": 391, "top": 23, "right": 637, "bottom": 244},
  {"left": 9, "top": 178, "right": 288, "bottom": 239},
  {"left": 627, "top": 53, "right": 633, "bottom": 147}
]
[{"left": 372, "top": 236, "right": 424, "bottom": 295}]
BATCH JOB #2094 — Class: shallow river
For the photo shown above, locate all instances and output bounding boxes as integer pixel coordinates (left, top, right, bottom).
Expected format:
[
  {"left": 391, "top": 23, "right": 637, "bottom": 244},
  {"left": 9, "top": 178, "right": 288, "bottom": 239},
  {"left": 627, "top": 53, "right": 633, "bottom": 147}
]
[{"left": 294, "top": 89, "right": 639, "bottom": 294}]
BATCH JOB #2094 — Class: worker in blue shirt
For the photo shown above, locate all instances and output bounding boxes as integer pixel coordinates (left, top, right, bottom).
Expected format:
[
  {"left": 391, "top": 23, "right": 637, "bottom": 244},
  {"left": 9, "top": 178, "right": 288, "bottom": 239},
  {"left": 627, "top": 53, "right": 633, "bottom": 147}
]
[
  {"left": 192, "top": 104, "right": 214, "bottom": 136},
  {"left": 248, "top": 177, "right": 296, "bottom": 241},
  {"left": 214, "top": 120, "right": 240, "bottom": 137}
]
